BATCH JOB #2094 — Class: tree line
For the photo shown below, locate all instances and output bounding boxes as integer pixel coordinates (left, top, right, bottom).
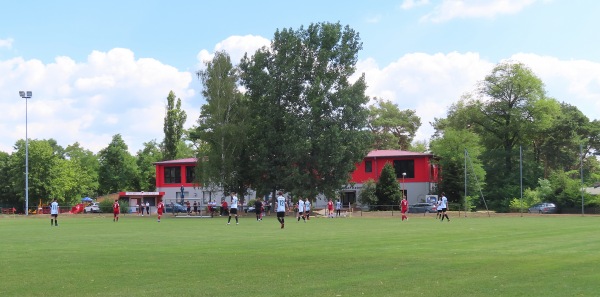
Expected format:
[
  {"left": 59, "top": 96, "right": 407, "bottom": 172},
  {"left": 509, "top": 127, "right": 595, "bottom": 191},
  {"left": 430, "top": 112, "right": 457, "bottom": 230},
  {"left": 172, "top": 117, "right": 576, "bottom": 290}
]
[{"left": 2, "top": 22, "right": 597, "bottom": 212}]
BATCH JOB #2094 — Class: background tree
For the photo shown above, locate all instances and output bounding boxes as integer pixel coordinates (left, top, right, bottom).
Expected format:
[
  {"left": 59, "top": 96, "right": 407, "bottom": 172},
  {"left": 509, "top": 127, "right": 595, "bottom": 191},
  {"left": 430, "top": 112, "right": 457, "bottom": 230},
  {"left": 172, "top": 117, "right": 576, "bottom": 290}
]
[
  {"left": 358, "top": 179, "right": 377, "bottom": 207},
  {"left": 98, "top": 134, "right": 139, "bottom": 194},
  {"left": 240, "top": 22, "right": 372, "bottom": 199},
  {"left": 136, "top": 140, "right": 163, "bottom": 192},
  {"left": 375, "top": 163, "right": 402, "bottom": 209},
  {"left": 163, "top": 90, "right": 187, "bottom": 161},
  {"left": 64, "top": 142, "right": 99, "bottom": 198},
  {"left": 192, "top": 51, "right": 248, "bottom": 194},
  {"left": 368, "top": 99, "right": 421, "bottom": 150},
  {"left": 0, "top": 151, "right": 18, "bottom": 206},
  {"left": 430, "top": 128, "right": 485, "bottom": 206}
]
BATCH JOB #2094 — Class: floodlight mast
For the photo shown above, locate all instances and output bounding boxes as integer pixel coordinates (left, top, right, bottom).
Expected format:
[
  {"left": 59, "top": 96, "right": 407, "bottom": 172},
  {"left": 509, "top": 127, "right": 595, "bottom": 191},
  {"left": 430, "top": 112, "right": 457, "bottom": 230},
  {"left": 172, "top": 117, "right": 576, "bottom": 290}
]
[{"left": 19, "top": 91, "right": 32, "bottom": 216}]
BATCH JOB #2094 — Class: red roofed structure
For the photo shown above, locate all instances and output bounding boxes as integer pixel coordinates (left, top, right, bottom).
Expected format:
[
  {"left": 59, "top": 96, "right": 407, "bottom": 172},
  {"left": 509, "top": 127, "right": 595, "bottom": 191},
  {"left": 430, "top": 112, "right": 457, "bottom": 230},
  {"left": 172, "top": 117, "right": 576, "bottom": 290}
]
[{"left": 154, "top": 150, "right": 440, "bottom": 208}]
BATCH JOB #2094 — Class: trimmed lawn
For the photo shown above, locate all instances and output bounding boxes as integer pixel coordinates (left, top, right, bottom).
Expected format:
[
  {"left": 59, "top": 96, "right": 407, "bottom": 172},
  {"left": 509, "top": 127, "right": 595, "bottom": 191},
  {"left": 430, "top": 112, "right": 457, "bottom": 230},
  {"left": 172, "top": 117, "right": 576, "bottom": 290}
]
[{"left": 0, "top": 213, "right": 598, "bottom": 296}]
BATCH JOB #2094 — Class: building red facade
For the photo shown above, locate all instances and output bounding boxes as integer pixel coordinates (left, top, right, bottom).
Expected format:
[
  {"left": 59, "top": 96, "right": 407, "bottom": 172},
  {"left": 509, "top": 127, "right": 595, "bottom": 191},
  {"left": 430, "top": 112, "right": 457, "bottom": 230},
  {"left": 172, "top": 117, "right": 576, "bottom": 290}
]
[{"left": 154, "top": 150, "right": 439, "bottom": 207}]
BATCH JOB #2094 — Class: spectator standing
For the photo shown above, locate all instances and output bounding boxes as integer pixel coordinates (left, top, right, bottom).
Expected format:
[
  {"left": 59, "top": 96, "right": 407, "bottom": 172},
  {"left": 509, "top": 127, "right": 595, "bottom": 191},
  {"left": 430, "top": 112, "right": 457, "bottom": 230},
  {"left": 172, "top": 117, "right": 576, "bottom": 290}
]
[
  {"left": 193, "top": 201, "right": 198, "bottom": 215},
  {"left": 146, "top": 201, "right": 150, "bottom": 215},
  {"left": 50, "top": 198, "right": 59, "bottom": 226}
]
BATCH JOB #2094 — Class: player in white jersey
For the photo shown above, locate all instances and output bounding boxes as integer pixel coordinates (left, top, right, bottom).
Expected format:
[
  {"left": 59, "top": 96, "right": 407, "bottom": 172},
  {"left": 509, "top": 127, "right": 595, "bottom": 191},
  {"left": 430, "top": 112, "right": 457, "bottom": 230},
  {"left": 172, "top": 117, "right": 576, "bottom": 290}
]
[
  {"left": 50, "top": 198, "right": 59, "bottom": 226},
  {"left": 276, "top": 192, "right": 287, "bottom": 229},
  {"left": 440, "top": 192, "right": 450, "bottom": 222},
  {"left": 227, "top": 192, "right": 239, "bottom": 225},
  {"left": 297, "top": 198, "right": 306, "bottom": 222}
]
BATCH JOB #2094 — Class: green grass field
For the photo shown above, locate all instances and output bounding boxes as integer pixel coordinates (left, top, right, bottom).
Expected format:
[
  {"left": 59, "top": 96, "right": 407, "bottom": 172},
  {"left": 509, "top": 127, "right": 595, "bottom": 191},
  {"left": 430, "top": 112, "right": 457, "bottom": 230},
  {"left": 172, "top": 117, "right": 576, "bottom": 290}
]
[{"left": 0, "top": 212, "right": 598, "bottom": 297}]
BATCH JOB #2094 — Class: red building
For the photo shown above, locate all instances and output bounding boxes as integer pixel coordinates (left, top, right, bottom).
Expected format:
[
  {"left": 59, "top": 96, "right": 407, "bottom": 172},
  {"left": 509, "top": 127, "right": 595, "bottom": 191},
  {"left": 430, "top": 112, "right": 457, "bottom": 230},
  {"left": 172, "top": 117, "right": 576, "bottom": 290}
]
[
  {"left": 154, "top": 150, "right": 439, "bottom": 208},
  {"left": 343, "top": 150, "right": 439, "bottom": 206},
  {"left": 154, "top": 158, "right": 226, "bottom": 206}
]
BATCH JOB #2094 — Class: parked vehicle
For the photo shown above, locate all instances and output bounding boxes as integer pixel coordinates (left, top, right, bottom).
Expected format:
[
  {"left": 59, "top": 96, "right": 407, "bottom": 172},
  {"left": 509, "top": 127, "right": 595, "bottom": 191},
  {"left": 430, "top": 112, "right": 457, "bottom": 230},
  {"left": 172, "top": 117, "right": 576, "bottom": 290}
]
[
  {"left": 407, "top": 203, "right": 436, "bottom": 213},
  {"left": 84, "top": 202, "right": 100, "bottom": 213},
  {"left": 528, "top": 202, "right": 557, "bottom": 214},
  {"left": 165, "top": 203, "right": 187, "bottom": 214}
]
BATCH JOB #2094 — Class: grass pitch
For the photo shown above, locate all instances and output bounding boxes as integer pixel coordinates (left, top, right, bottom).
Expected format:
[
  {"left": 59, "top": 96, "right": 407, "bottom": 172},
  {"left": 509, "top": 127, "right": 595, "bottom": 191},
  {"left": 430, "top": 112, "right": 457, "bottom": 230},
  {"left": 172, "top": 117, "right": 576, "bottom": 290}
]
[{"left": 0, "top": 212, "right": 598, "bottom": 296}]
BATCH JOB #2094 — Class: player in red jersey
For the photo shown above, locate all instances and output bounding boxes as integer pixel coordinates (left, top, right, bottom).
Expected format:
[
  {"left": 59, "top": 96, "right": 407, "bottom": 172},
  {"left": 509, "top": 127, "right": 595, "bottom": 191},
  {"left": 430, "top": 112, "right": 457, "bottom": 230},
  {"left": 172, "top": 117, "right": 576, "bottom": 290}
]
[
  {"left": 400, "top": 196, "right": 409, "bottom": 221},
  {"left": 113, "top": 200, "right": 120, "bottom": 222},
  {"left": 327, "top": 199, "right": 334, "bottom": 218},
  {"left": 157, "top": 199, "right": 165, "bottom": 222}
]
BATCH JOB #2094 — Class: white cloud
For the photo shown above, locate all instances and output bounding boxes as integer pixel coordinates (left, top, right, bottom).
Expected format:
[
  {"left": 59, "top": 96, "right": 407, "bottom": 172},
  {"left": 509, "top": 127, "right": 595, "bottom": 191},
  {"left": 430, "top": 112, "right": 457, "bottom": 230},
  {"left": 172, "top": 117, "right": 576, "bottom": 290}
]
[
  {"left": 0, "top": 38, "right": 13, "bottom": 49},
  {"left": 196, "top": 35, "right": 270, "bottom": 70},
  {"left": 421, "top": 0, "right": 538, "bottom": 23},
  {"left": 357, "top": 51, "right": 600, "bottom": 144},
  {"left": 400, "top": 0, "right": 430, "bottom": 10},
  {"left": 0, "top": 48, "right": 194, "bottom": 154}
]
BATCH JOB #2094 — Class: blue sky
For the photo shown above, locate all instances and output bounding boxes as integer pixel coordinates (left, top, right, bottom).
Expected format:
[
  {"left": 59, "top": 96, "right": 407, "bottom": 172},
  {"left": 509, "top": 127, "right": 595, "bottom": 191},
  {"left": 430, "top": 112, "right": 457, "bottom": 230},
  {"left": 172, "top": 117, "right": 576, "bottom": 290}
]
[{"left": 1, "top": 0, "right": 599, "bottom": 153}]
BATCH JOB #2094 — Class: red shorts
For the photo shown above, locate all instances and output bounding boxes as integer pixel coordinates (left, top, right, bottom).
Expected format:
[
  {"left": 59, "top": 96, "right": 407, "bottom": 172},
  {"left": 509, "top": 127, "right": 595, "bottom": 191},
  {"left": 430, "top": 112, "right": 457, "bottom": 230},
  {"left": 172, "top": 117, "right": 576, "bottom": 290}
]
[
  {"left": 158, "top": 210, "right": 163, "bottom": 215},
  {"left": 113, "top": 211, "right": 119, "bottom": 215}
]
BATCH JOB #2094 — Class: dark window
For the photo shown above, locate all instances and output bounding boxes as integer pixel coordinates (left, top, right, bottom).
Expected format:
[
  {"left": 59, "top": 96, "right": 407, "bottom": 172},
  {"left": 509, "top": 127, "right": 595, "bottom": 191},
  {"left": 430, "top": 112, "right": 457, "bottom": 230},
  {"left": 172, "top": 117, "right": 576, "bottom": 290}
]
[
  {"left": 365, "top": 161, "right": 372, "bottom": 173},
  {"left": 186, "top": 166, "right": 196, "bottom": 183},
  {"left": 393, "top": 160, "right": 414, "bottom": 178},
  {"left": 164, "top": 166, "right": 181, "bottom": 184}
]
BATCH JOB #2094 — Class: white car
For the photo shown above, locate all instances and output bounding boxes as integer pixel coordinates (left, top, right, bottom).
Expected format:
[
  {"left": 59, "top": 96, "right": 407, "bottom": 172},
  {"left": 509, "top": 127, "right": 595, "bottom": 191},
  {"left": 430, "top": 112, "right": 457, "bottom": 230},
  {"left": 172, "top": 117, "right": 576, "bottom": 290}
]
[{"left": 84, "top": 202, "right": 100, "bottom": 213}]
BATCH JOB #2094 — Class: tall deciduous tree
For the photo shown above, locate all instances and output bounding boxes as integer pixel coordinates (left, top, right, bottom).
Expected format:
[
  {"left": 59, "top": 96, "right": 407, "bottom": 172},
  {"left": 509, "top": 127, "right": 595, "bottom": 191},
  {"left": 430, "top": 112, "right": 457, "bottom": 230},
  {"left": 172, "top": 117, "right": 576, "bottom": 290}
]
[
  {"left": 239, "top": 22, "right": 371, "bottom": 198},
  {"left": 430, "top": 128, "right": 485, "bottom": 205},
  {"left": 193, "top": 51, "right": 248, "bottom": 194},
  {"left": 98, "top": 134, "right": 138, "bottom": 194},
  {"left": 136, "top": 140, "right": 163, "bottom": 192},
  {"left": 368, "top": 99, "right": 421, "bottom": 150},
  {"left": 163, "top": 91, "right": 187, "bottom": 161}
]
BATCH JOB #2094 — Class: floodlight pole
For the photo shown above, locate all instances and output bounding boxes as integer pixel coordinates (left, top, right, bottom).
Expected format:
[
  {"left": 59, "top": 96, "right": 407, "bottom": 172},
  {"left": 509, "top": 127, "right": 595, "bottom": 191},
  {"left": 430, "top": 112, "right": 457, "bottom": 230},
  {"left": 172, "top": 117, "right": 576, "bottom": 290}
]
[
  {"left": 580, "top": 144, "right": 584, "bottom": 216},
  {"left": 19, "top": 91, "right": 32, "bottom": 216},
  {"left": 402, "top": 172, "right": 406, "bottom": 200}
]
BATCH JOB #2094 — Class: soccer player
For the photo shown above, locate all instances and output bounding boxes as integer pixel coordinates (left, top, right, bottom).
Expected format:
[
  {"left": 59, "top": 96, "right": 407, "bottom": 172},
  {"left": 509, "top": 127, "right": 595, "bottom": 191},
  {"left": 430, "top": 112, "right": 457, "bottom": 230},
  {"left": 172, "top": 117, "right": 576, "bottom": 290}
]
[
  {"left": 113, "top": 200, "right": 120, "bottom": 222},
  {"left": 227, "top": 192, "right": 239, "bottom": 225},
  {"left": 400, "top": 196, "right": 409, "bottom": 221},
  {"left": 297, "top": 197, "right": 306, "bottom": 222},
  {"left": 50, "top": 198, "right": 59, "bottom": 226},
  {"left": 327, "top": 199, "right": 334, "bottom": 218},
  {"left": 440, "top": 193, "right": 450, "bottom": 222},
  {"left": 304, "top": 198, "right": 311, "bottom": 220},
  {"left": 276, "top": 191, "right": 287, "bottom": 229},
  {"left": 254, "top": 198, "right": 263, "bottom": 221},
  {"left": 157, "top": 199, "right": 165, "bottom": 222},
  {"left": 335, "top": 199, "right": 342, "bottom": 217}
]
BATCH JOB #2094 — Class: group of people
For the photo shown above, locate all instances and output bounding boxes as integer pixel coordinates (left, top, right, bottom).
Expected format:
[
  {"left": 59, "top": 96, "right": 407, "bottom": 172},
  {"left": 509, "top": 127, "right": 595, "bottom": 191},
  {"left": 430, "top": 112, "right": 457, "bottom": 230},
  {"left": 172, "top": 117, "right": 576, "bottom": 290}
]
[
  {"left": 325, "top": 199, "right": 343, "bottom": 218},
  {"left": 397, "top": 192, "right": 450, "bottom": 222},
  {"left": 137, "top": 202, "right": 150, "bottom": 216},
  {"left": 113, "top": 199, "right": 165, "bottom": 222}
]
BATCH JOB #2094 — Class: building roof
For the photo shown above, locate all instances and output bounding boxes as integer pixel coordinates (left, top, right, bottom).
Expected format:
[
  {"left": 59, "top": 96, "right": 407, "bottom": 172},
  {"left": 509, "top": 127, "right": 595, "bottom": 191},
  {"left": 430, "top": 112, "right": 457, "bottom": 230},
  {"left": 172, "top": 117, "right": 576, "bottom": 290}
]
[
  {"left": 153, "top": 158, "right": 197, "bottom": 165},
  {"left": 366, "top": 150, "right": 434, "bottom": 158}
]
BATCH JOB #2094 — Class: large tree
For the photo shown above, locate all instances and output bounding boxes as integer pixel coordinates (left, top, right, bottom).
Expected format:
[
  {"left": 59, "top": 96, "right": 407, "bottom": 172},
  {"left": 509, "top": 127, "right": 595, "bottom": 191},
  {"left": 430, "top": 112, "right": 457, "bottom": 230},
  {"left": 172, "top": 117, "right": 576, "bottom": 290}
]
[
  {"left": 368, "top": 99, "right": 421, "bottom": 150},
  {"left": 239, "top": 22, "right": 372, "bottom": 198},
  {"left": 98, "top": 134, "right": 139, "bottom": 194},
  {"left": 163, "top": 90, "right": 187, "bottom": 161},
  {"left": 192, "top": 51, "right": 249, "bottom": 194},
  {"left": 136, "top": 140, "right": 163, "bottom": 192}
]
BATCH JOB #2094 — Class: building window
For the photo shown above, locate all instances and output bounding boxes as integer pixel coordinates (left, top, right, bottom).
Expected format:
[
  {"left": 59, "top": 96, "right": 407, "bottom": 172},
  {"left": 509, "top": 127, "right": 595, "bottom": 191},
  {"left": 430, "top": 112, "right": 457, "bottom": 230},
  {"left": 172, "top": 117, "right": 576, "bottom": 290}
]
[
  {"left": 186, "top": 166, "right": 196, "bottom": 183},
  {"left": 393, "top": 160, "right": 414, "bottom": 178},
  {"left": 365, "top": 161, "right": 372, "bottom": 173},
  {"left": 164, "top": 166, "right": 181, "bottom": 184}
]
